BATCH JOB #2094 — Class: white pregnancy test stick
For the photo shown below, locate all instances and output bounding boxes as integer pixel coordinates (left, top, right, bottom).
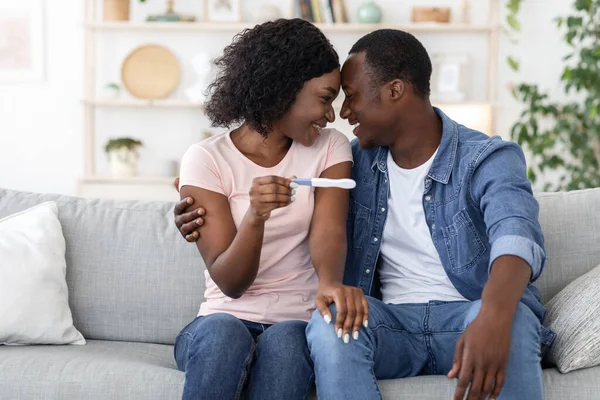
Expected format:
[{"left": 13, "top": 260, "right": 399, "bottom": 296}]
[{"left": 292, "top": 178, "right": 356, "bottom": 189}]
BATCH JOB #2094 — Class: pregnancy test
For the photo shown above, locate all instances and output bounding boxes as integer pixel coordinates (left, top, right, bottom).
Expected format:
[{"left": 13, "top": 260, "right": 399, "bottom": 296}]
[{"left": 292, "top": 178, "right": 356, "bottom": 189}]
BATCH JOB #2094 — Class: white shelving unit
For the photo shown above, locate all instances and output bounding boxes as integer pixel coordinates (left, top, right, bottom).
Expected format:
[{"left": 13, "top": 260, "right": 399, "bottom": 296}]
[
  {"left": 79, "top": 0, "right": 499, "bottom": 202},
  {"left": 84, "top": 99, "right": 204, "bottom": 108},
  {"left": 87, "top": 21, "right": 494, "bottom": 33}
]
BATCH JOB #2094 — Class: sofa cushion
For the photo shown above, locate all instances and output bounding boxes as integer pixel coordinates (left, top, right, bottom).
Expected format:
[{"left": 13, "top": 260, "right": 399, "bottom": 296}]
[
  {"left": 544, "top": 263, "right": 600, "bottom": 373},
  {"left": 0, "top": 201, "right": 85, "bottom": 346},
  {"left": 535, "top": 188, "right": 600, "bottom": 303},
  {"left": 0, "top": 340, "right": 183, "bottom": 400},
  {"left": 0, "top": 188, "right": 204, "bottom": 345},
  {"left": 540, "top": 367, "right": 600, "bottom": 400},
  {"left": 1, "top": 186, "right": 599, "bottom": 347},
  {"left": 1, "top": 341, "right": 600, "bottom": 400},
  {"left": 308, "top": 368, "right": 600, "bottom": 400}
]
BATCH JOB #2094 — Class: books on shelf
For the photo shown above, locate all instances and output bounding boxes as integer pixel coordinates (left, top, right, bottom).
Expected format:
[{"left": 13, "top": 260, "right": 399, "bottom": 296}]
[{"left": 296, "top": 0, "right": 348, "bottom": 23}]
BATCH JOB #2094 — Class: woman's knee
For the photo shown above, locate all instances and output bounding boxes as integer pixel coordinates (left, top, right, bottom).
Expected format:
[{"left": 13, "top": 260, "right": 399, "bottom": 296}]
[
  {"left": 176, "top": 313, "right": 255, "bottom": 372},
  {"left": 202, "top": 312, "right": 249, "bottom": 335},
  {"left": 249, "top": 321, "right": 314, "bottom": 400},
  {"left": 189, "top": 313, "right": 253, "bottom": 351},
  {"left": 257, "top": 320, "right": 309, "bottom": 355}
]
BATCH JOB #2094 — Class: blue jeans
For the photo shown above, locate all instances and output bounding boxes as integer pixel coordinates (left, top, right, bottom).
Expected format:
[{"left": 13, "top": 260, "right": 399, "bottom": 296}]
[
  {"left": 306, "top": 297, "right": 543, "bottom": 400},
  {"left": 174, "top": 313, "right": 314, "bottom": 400}
]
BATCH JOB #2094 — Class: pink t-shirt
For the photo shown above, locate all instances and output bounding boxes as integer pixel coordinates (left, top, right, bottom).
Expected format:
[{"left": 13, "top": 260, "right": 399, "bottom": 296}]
[{"left": 178, "top": 128, "right": 352, "bottom": 324}]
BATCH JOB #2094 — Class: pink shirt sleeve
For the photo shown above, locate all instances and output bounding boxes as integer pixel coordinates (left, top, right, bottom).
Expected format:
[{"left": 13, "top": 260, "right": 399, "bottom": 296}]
[
  {"left": 178, "top": 144, "right": 226, "bottom": 195},
  {"left": 324, "top": 129, "right": 353, "bottom": 171}
]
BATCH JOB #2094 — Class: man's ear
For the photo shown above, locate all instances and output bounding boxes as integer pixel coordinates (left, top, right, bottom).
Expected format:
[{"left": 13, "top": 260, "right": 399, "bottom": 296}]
[{"left": 388, "top": 79, "right": 404, "bottom": 101}]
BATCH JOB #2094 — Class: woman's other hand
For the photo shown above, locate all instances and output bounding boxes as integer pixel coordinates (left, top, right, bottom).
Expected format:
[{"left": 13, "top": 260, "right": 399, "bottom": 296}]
[{"left": 248, "top": 176, "right": 297, "bottom": 223}]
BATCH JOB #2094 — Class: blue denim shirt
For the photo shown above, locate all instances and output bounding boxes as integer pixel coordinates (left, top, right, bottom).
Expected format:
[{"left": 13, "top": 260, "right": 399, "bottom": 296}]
[{"left": 344, "top": 107, "right": 556, "bottom": 348}]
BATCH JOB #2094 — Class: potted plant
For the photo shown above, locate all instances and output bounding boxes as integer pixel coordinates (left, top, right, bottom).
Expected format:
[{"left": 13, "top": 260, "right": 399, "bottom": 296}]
[
  {"left": 103, "top": 82, "right": 122, "bottom": 99},
  {"left": 104, "top": 138, "right": 143, "bottom": 177}
]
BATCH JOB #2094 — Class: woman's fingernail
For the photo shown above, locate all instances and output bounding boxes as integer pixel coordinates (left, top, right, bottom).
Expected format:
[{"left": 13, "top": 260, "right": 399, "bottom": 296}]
[
  {"left": 323, "top": 314, "right": 331, "bottom": 324},
  {"left": 363, "top": 320, "right": 369, "bottom": 328},
  {"left": 291, "top": 197, "right": 296, "bottom": 202},
  {"left": 197, "top": 209, "right": 203, "bottom": 215},
  {"left": 353, "top": 331, "right": 359, "bottom": 340},
  {"left": 291, "top": 189, "right": 296, "bottom": 195},
  {"left": 196, "top": 219, "right": 202, "bottom": 225},
  {"left": 337, "top": 328, "right": 342, "bottom": 338},
  {"left": 343, "top": 333, "right": 350, "bottom": 344},
  {"left": 290, "top": 182, "right": 298, "bottom": 189},
  {"left": 186, "top": 197, "right": 193, "bottom": 204}
]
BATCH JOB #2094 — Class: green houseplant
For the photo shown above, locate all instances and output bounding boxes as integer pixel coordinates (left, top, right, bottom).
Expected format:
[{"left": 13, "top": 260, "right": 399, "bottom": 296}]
[
  {"left": 104, "top": 138, "right": 143, "bottom": 177},
  {"left": 510, "top": 0, "right": 600, "bottom": 191},
  {"left": 505, "top": 0, "right": 523, "bottom": 71}
]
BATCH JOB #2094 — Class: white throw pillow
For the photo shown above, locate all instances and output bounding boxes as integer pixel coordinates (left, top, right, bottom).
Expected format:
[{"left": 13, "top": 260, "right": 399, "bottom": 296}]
[
  {"left": 0, "top": 201, "right": 85, "bottom": 345},
  {"left": 545, "top": 263, "right": 600, "bottom": 373}
]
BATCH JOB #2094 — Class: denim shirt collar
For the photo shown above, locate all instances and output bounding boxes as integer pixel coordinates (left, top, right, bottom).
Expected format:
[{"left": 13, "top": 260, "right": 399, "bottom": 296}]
[{"left": 371, "top": 107, "right": 459, "bottom": 184}]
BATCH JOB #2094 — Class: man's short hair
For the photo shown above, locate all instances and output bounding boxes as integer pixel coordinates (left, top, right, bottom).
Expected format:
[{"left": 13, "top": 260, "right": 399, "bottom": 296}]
[{"left": 349, "top": 29, "right": 432, "bottom": 97}]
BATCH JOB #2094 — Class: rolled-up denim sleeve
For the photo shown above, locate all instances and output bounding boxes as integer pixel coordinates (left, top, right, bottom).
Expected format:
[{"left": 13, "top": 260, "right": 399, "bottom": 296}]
[{"left": 470, "top": 139, "right": 547, "bottom": 281}]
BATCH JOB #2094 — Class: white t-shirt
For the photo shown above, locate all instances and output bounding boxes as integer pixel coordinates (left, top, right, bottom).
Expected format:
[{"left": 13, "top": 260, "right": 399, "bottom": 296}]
[{"left": 379, "top": 149, "right": 467, "bottom": 304}]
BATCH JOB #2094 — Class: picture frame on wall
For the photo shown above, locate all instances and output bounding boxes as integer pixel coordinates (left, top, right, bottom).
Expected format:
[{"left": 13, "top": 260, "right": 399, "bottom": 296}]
[
  {"left": 205, "top": 0, "right": 242, "bottom": 23},
  {"left": 430, "top": 54, "right": 469, "bottom": 103},
  {"left": 0, "top": 0, "right": 45, "bottom": 82}
]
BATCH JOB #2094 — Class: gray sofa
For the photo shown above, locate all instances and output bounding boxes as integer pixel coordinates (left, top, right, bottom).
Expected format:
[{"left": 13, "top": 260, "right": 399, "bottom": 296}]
[{"left": 0, "top": 186, "right": 599, "bottom": 400}]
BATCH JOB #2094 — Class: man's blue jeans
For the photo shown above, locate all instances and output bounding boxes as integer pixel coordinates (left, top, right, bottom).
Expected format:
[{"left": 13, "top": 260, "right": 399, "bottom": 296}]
[
  {"left": 174, "top": 313, "right": 314, "bottom": 400},
  {"left": 306, "top": 297, "right": 543, "bottom": 400}
]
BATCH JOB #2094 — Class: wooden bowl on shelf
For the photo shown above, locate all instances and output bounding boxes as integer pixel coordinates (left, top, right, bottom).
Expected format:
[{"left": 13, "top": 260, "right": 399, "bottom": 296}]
[{"left": 121, "top": 44, "right": 181, "bottom": 100}]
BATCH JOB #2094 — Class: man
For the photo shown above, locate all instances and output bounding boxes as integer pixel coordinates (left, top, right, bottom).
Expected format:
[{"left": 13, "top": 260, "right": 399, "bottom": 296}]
[{"left": 174, "top": 29, "right": 555, "bottom": 400}]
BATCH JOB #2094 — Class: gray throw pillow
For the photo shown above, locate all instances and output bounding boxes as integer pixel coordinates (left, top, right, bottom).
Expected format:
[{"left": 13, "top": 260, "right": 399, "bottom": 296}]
[{"left": 545, "top": 263, "right": 600, "bottom": 373}]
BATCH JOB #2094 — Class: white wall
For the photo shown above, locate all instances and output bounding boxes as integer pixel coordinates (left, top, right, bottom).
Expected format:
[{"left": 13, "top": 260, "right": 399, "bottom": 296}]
[
  {"left": 497, "top": 0, "right": 572, "bottom": 140},
  {"left": 0, "top": 0, "right": 574, "bottom": 195},
  {"left": 0, "top": 1, "right": 84, "bottom": 195}
]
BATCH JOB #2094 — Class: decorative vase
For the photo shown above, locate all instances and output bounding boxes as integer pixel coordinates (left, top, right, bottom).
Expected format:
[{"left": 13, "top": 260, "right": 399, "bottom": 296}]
[
  {"left": 108, "top": 147, "right": 140, "bottom": 177},
  {"left": 357, "top": 0, "right": 382, "bottom": 24},
  {"left": 103, "top": 0, "right": 130, "bottom": 21}
]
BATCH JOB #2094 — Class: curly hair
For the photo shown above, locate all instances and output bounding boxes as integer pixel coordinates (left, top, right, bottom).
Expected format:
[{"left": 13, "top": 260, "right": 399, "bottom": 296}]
[
  {"left": 203, "top": 18, "right": 340, "bottom": 136},
  {"left": 349, "top": 29, "right": 432, "bottom": 98}
]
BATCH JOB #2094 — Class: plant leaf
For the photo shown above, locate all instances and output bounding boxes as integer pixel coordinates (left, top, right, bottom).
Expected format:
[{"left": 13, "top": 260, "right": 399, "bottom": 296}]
[{"left": 507, "top": 15, "right": 521, "bottom": 31}]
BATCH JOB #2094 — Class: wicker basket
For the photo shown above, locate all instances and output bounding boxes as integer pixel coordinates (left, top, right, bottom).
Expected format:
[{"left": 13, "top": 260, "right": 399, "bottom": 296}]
[{"left": 103, "top": 0, "right": 130, "bottom": 21}]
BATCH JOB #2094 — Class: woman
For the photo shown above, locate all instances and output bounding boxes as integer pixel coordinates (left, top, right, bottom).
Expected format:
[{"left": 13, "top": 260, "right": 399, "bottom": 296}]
[{"left": 174, "top": 18, "right": 368, "bottom": 400}]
